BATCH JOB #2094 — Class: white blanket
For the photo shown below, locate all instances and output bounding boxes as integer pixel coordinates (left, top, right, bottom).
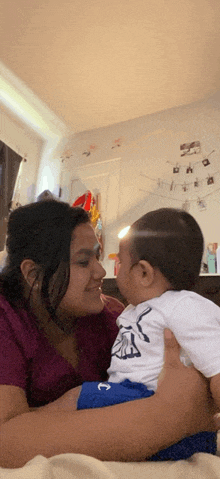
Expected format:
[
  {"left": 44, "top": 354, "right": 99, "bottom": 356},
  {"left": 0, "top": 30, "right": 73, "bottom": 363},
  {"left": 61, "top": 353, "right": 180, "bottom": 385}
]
[{"left": 1, "top": 432, "right": 220, "bottom": 478}]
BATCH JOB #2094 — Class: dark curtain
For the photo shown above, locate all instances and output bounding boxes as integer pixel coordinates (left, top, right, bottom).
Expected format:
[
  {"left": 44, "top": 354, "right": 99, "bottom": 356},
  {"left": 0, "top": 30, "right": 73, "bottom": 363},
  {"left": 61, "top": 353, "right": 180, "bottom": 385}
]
[{"left": 0, "top": 142, "right": 22, "bottom": 250}]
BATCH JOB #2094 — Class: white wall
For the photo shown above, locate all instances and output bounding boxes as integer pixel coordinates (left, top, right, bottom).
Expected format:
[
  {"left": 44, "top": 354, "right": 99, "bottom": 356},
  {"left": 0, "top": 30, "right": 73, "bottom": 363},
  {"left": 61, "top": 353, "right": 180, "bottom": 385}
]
[{"left": 61, "top": 92, "right": 220, "bottom": 277}]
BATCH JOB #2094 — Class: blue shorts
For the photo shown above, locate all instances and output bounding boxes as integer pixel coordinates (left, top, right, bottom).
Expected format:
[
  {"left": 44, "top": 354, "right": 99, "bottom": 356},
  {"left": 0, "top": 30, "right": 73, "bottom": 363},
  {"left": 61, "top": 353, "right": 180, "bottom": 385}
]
[{"left": 77, "top": 379, "right": 217, "bottom": 461}]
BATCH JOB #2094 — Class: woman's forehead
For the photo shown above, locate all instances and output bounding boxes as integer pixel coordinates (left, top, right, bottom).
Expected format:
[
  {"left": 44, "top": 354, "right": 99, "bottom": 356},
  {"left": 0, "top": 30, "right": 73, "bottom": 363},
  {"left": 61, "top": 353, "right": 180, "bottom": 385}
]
[{"left": 70, "top": 223, "right": 98, "bottom": 252}]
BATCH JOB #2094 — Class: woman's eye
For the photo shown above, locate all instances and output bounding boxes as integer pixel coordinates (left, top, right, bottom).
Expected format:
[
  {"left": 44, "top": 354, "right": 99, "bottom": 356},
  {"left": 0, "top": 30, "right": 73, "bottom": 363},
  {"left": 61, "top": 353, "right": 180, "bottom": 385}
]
[{"left": 78, "top": 260, "right": 90, "bottom": 267}]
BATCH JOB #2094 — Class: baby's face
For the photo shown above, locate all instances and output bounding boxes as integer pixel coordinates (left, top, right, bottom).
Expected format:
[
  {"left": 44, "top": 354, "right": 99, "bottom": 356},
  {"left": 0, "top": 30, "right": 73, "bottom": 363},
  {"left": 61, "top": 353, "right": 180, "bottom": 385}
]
[{"left": 116, "top": 239, "right": 140, "bottom": 305}]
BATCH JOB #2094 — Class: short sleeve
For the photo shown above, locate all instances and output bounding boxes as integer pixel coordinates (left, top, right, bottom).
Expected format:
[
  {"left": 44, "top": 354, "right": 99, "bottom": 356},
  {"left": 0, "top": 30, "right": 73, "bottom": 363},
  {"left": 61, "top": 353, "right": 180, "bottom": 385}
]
[
  {"left": 166, "top": 295, "right": 220, "bottom": 378},
  {"left": 0, "top": 307, "right": 29, "bottom": 389}
]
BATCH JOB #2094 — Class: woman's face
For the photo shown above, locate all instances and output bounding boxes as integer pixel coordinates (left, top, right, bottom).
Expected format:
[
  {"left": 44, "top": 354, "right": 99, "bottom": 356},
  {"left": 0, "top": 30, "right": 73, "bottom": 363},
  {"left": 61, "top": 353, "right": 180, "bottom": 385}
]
[{"left": 59, "top": 222, "right": 106, "bottom": 316}]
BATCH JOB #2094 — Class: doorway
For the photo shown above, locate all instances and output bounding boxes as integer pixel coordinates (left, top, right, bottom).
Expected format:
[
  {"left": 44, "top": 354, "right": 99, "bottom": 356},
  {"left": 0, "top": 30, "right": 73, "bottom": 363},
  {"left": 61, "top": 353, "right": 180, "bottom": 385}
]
[{"left": 0, "top": 141, "right": 22, "bottom": 250}]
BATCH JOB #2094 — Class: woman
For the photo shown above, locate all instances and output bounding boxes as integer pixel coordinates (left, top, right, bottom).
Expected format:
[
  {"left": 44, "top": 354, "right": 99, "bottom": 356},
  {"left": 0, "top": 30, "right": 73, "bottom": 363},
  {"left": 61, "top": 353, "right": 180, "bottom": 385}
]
[{"left": 0, "top": 199, "right": 216, "bottom": 468}]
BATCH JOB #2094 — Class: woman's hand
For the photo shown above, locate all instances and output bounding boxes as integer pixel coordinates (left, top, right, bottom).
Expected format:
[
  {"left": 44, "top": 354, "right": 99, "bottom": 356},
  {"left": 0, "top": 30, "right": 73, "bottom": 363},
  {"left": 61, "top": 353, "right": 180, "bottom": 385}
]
[
  {"left": 0, "top": 329, "right": 217, "bottom": 468},
  {"left": 156, "top": 328, "right": 217, "bottom": 436},
  {"left": 37, "top": 386, "right": 82, "bottom": 412}
]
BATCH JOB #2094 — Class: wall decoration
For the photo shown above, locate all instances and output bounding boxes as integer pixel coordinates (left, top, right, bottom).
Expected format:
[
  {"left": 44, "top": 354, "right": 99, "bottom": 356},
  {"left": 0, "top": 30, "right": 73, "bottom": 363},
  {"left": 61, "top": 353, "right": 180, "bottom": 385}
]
[
  {"left": 207, "top": 175, "right": 214, "bottom": 185},
  {"left": 197, "top": 198, "right": 207, "bottom": 211},
  {"left": 142, "top": 169, "right": 219, "bottom": 194},
  {"left": 61, "top": 149, "right": 73, "bottom": 160},
  {"left": 202, "top": 158, "right": 210, "bottom": 167},
  {"left": 111, "top": 138, "right": 122, "bottom": 149},
  {"left": 167, "top": 149, "right": 215, "bottom": 172},
  {"left": 72, "top": 190, "right": 104, "bottom": 257},
  {"left": 186, "top": 164, "right": 193, "bottom": 174},
  {"left": 173, "top": 164, "right": 180, "bottom": 173},
  {"left": 180, "top": 141, "right": 201, "bottom": 156},
  {"left": 72, "top": 190, "right": 95, "bottom": 211},
  {"left": 140, "top": 141, "right": 220, "bottom": 213},
  {"left": 83, "top": 144, "right": 97, "bottom": 157},
  {"left": 61, "top": 146, "right": 98, "bottom": 161}
]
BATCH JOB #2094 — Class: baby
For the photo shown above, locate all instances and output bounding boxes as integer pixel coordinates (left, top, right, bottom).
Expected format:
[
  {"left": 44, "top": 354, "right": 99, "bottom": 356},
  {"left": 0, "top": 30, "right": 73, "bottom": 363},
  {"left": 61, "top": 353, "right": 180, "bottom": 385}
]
[{"left": 79, "top": 208, "right": 220, "bottom": 459}]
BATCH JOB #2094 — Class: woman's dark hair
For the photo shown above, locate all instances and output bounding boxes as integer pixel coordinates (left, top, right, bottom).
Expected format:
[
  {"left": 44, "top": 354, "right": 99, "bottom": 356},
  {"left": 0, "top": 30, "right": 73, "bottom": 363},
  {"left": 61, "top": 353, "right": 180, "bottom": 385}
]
[
  {"left": 129, "top": 208, "right": 204, "bottom": 291},
  {"left": 0, "top": 199, "right": 90, "bottom": 314}
]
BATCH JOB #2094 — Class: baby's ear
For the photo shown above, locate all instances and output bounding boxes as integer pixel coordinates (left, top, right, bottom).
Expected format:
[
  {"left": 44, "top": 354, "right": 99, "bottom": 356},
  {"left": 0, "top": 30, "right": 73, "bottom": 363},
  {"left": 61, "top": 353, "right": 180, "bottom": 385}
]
[{"left": 137, "top": 260, "right": 155, "bottom": 287}]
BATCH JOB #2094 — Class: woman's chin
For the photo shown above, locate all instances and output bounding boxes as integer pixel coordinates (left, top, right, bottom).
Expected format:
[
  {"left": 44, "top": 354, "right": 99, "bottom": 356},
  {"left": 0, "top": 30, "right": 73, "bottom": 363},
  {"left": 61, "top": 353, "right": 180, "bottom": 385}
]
[{"left": 88, "top": 296, "right": 105, "bottom": 315}]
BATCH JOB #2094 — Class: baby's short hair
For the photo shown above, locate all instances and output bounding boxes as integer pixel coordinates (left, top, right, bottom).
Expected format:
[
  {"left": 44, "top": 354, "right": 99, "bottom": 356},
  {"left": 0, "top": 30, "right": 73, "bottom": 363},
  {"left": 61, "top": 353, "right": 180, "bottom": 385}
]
[{"left": 129, "top": 208, "right": 204, "bottom": 290}]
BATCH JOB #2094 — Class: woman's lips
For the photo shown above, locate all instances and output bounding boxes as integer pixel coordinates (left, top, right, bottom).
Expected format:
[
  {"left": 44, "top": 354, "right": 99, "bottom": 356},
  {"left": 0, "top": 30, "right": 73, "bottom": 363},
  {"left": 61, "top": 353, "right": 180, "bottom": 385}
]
[{"left": 85, "top": 285, "right": 102, "bottom": 292}]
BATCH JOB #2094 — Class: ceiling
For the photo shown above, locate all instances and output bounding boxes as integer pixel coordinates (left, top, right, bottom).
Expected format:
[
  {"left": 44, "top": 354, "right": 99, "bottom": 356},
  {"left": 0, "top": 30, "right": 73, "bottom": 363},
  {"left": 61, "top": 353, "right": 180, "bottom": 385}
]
[{"left": 0, "top": 0, "right": 220, "bottom": 133}]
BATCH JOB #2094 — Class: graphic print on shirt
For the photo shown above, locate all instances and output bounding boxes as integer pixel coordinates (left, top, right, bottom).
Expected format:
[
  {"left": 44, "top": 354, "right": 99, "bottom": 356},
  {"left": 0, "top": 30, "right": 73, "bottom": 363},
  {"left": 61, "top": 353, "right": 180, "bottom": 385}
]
[{"left": 111, "top": 307, "right": 151, "bottom": 360}]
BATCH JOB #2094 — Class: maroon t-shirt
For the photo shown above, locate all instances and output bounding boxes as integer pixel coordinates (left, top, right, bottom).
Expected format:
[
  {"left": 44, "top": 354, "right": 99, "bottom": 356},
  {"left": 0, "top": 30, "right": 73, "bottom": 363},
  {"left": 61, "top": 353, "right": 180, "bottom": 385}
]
[{"left": 0, "top": 294, "right": 123, "bottom": 407}]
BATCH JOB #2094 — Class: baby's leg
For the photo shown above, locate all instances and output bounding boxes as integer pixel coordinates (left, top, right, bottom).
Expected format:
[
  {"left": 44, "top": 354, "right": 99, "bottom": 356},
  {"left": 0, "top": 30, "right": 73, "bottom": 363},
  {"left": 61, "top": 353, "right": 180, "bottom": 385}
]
[{"left": 77, "top": 380, "right": 154, "bottom": 409}]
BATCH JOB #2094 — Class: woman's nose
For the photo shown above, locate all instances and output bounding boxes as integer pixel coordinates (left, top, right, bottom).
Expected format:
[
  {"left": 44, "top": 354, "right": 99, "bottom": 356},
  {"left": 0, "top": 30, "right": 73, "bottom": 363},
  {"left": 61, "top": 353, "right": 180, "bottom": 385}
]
[{"left": 94, "top": 260, "right": 106, "bottom": 279}]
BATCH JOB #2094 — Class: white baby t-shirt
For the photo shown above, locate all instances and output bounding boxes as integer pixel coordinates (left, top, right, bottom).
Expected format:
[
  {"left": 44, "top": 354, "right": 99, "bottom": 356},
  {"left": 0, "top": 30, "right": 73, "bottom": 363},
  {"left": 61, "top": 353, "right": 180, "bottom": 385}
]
[{"left": 107, "top": 290, "right": 220, "bottom": 391}]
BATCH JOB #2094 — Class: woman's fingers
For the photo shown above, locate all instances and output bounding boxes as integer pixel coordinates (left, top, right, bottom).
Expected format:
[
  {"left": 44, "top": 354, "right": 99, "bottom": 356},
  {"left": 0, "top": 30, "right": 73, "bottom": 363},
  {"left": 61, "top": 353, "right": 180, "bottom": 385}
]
[
  {"left": 214, "top": 413, "right": 220, "bottom": 430},
  {"left": 163, "top": 328, "right": 181, "bottom": 368},
  {"left": 157, "top": 329, "right": 217, "bottom": 435},
  {"left": 157, "top": 328, "right": 183, "bottom": 387},
  {"left": 37, "top": 386, "right": 82, "bottom": 412}
]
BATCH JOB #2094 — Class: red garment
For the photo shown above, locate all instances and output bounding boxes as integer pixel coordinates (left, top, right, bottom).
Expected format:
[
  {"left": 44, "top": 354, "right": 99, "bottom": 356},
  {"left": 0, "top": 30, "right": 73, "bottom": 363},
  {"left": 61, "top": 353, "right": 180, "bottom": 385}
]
[{"left": 0, "top": 294, "right": 123, "bottom": 407}]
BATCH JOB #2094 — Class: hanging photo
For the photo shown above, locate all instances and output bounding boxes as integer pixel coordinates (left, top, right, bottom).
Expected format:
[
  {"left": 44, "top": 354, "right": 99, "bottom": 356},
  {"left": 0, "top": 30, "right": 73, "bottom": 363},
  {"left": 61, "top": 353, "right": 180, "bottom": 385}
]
[
  {"left": 207, "top": 176, "right": 214, "bottom": 185},
  {"left": 186, "top": 165, "right": 193, "bottom": 174},
  {"left": 197, "top": 198, "right": 206, "bottom": 211},
  {"left": 180, "top": 141, "right": 200, "bottom": 156},
  {"left": 202, "top": 158, "right": 210, "bottom": 167}
]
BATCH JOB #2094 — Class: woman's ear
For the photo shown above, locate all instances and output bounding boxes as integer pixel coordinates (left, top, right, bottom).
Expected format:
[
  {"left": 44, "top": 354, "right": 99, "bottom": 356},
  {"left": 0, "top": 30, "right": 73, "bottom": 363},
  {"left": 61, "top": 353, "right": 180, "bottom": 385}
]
[
  {"left": 137, "top": 260, "right": 155, "bottom": 287},
  {"left": 20, "top": 259, "right": 39, "bottom": 290}
]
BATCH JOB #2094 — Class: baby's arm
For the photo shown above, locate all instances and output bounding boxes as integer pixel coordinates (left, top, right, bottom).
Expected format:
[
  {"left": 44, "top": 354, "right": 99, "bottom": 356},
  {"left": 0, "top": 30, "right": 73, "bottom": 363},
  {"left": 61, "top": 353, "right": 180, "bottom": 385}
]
[{"left": 210, "top": 373, "right": 220, "bottom": 411}]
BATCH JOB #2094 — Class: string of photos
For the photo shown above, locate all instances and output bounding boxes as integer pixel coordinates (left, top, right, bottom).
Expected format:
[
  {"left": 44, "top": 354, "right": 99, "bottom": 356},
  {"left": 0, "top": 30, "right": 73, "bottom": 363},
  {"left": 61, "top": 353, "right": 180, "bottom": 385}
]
[{"left": 140, "top": 142, "right": 219, "bottom": 211}]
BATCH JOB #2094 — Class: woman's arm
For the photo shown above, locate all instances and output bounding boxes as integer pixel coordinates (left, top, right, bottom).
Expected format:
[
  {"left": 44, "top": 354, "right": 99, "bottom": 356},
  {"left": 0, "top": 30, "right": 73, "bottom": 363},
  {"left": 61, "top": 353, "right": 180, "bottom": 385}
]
[
  {"left": 0, "top": 330, "right": 216, "bottom": 468},
  {"left": 0, "top": 385, "right": 30, "bottom": 426}
]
